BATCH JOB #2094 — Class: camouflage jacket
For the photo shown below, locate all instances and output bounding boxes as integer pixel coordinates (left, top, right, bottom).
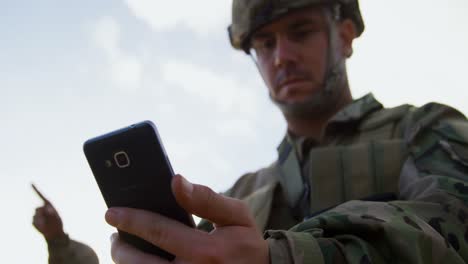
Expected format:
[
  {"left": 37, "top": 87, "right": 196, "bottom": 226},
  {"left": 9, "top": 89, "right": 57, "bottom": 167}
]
[
  {"left": 47, "top": 234, "right": 99, "bottom": 264},
  {"left": 200, "top": 93, "right": 468, "bottom": 263}
]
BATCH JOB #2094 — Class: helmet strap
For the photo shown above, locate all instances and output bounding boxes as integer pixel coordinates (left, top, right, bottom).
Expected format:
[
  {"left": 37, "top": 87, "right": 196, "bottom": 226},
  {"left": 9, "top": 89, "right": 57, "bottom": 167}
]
[{"left": 323, "top": 4, "right": 345, "bottom": 95}]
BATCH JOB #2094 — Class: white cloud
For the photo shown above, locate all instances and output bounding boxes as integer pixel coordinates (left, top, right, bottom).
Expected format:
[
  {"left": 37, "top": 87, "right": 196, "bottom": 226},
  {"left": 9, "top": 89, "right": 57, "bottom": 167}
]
[
  {"left": 215, "top": 118, "right": 257, "bottom": 139},
  {"left": 124, "top": 0, "right": 230, "bottom": 34},
  {"left": 349, "top": 0, "right": 468, "bottom": 113},
  {"left": 110, "top": 56, "right": 143, "bottom": 88},
  {"left": 93, "top": 16, "right": 143, "bottom": 90},
  {"left": 93, "top": 16, "right": 120, "bottom": 59},
  {"left": 161, "top": 61, "right": 260, "bottom": 115}
]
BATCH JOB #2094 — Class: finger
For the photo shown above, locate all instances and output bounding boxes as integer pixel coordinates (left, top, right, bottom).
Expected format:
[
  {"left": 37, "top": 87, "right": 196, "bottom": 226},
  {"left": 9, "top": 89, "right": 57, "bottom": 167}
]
[
  {"left": 110, "top": 233, "right": 168, "bottom": 264},
  {"left": 33, "top": 214, "right": 45, "bottom": 229},
  {"left": 31, "top": 184, "right": 50, "bottom": 204},
  {"left": 34, "top": 207, "right": 46, "bottom": 218},
  {"left": 35, "top": 205, "right": 55, "bottom": 217},
  {"left": 172, "top": 174, "right": 254, "bottom": 227},
  {"left": 106, "top": 208, "right": 208, "bottom": 260},
  {"left": 44, "top": 204, "right": 57, "bottom": 216}
]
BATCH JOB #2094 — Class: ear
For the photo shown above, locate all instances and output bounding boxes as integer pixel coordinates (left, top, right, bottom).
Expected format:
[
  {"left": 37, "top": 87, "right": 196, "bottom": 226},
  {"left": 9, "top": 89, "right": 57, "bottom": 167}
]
[{"left": 339, "top": 19, "right": 357, "bottom": 58}]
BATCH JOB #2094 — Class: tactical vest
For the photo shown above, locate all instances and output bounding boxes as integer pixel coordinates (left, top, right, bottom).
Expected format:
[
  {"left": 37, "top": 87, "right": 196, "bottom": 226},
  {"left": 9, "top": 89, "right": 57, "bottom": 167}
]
[
  {"left": 196, "top": 100, "right": 466, "bottom": 233},
  {"left": 278, "top": 104, "right": 414, "bottom": 218}
]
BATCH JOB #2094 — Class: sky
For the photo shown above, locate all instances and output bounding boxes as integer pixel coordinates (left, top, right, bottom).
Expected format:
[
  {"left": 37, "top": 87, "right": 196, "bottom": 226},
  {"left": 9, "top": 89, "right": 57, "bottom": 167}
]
[{"left": 1, "top": 0, "right": 468, "bottom": 263}]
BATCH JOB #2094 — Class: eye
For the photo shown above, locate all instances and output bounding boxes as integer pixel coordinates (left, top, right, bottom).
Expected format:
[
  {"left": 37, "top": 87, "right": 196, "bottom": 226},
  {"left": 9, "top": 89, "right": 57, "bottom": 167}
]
[
  {"left": 262, "top": 37, "right": 276, "bottom": 50},
  {"left": 251, "top": 37, "right": 276, "bottom": 54}
]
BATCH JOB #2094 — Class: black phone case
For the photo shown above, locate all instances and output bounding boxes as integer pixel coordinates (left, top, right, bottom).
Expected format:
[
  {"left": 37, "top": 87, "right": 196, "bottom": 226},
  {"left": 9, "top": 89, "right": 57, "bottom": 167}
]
[{"left": 83, "top": 121, "right": 195, "bottom": 260}]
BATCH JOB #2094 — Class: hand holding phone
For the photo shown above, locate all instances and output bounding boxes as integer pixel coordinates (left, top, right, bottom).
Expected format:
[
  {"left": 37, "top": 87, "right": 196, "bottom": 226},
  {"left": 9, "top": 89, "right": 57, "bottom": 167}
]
[{"left": 105, "top": 174, "right": 270, "bottom": 264}]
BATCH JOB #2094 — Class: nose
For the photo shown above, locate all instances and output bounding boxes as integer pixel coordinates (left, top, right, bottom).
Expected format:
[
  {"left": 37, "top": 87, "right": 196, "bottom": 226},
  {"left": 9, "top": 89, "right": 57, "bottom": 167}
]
[{"left": 273, "top": 36, "right": 298, "bottom": 68}]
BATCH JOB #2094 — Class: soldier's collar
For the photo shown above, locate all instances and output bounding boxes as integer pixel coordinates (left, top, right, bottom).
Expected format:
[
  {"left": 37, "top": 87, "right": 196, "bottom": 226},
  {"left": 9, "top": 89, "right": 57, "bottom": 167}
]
[
  {"left": 328, "top": 93, "right": 383, "bottom": 124},
  {"left": 279, "top": 93, "right": 383, "bottom": 161},
  {"left": 284, "top": 135, "right": 317, "bottom": 162}
]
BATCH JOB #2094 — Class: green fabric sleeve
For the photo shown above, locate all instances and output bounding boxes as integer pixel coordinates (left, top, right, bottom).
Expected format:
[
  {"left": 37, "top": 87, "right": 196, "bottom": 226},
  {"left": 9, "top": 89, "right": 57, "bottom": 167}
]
[
  {"left": 287, "top": 199, "right": 465, "bottom": 263},
  {"left": 266, "top": 230, "right": 325, "bottom": 264},
  {"left": 47, "top": 234, "right": 99, "bottom": 264},
  {"left": 267, "top": 233, "right": 293, "bottom": 263}
]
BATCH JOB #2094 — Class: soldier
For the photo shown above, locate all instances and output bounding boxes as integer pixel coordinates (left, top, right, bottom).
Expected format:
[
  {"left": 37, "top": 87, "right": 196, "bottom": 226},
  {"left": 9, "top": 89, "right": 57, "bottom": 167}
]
[
  {"left": 61, "top": 0, "right": 468, "bottom": 263},
  {"left": 32, "top": 184, "right": 99, "bottom": 264}
]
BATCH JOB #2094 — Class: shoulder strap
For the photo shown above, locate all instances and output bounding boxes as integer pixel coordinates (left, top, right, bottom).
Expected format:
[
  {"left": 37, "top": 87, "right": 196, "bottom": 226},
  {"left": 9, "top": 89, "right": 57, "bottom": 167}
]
[
  {"left": 401, "top": 103, "right": 465, "bottom": 144},
  {"left": 277, "top": 137, "right": 306, "bottom": 211}
]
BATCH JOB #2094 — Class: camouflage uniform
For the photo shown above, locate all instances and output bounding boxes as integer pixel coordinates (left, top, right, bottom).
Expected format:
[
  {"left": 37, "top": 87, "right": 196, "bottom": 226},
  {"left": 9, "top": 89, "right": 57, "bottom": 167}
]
[
  {"left": 199, "top": 93, "right": 468, "bottom": 263},
  {"left": 47, "top": 234, "right": 99, "bottom": 264},
  {"left": 225, "top": 0, "right": 468, "bottom": 260}
]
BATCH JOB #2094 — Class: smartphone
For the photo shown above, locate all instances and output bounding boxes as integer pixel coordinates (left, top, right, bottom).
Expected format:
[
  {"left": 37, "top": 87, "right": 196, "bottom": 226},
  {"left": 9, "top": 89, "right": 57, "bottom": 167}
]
[{"left": 83, "top": 121, "right": 195, "bottom": 260}]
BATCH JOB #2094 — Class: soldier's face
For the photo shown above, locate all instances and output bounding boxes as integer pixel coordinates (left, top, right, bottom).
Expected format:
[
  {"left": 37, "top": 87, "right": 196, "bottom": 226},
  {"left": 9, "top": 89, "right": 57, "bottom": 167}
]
[
  {"left": 251, "top": 7, "right": 355, "bottom": 105},
  {"left": 250, "top": 7, "right": 352, "bottom": 106}
]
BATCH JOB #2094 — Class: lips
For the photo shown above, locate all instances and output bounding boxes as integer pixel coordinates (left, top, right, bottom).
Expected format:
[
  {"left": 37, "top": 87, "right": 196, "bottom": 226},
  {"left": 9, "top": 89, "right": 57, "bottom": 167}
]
[
  {"left": 280, "top": 78, "right": 309, "bottom": 88},
  {"left": 278, "top": 78, "right": 310, "bottom": 93},
  {"left": 275, "top": 70, "right": 311, "bottom": 92},
  {"left": 273, "top": 68, "right": 314, "bottom": 100},
  {"left": 277, "top": 79, "right": 312, "bottom": 100}
]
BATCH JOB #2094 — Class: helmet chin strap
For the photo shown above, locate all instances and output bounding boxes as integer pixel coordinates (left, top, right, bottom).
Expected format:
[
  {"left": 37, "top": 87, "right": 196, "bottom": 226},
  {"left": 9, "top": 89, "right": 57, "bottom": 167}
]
[{"left": 269, "top": 5, "right": 347, "bottom": 119}]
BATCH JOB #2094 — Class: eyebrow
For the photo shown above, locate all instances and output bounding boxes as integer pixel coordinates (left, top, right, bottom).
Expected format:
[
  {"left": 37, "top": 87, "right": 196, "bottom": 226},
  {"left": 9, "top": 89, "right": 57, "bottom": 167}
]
[
  {"left": 252, "top": 31, "right": 273, "bottom": 41},
  {"left": 287, "top": 17, "right": 323, "bottom": 30}
]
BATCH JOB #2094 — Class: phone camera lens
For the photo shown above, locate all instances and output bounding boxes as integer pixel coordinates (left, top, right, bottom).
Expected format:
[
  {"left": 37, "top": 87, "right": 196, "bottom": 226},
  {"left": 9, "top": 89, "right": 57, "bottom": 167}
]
[
  {"left": 114, "top": 151, "right": 130, "bottom": 168},
  {"left": 104, "top": 160, "right": 112, "bottom": 168}
]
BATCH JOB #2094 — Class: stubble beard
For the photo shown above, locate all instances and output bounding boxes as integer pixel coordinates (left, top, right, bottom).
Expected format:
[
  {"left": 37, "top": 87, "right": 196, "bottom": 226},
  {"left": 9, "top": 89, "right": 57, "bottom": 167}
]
[{"left": 270, "top": 62, "right": 347, "bottom": 120}]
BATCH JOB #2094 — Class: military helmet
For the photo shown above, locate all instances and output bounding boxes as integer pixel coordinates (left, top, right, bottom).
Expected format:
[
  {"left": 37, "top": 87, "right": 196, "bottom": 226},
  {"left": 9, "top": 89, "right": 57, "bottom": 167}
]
[{"left": 228, "top": 0, "right": 365, "bottom": 53}]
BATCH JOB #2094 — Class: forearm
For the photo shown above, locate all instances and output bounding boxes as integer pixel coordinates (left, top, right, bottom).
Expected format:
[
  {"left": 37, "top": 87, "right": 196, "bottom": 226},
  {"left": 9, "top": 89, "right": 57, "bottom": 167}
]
[{"left": 266, "top": 198, "right": 466, "bottom": 264}]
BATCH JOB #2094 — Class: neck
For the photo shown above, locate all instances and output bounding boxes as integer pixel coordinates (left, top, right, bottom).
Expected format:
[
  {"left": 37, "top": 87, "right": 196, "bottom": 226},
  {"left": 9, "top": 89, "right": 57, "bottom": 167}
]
[{"left": 285, "top": 87, "right": 352, "bottom": 139}]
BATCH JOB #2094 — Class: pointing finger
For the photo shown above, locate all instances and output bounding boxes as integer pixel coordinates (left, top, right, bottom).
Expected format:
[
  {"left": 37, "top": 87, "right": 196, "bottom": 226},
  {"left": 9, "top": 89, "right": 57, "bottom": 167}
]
[{"left": 31, "top": 183, "right": 50, "bottom": 204}]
